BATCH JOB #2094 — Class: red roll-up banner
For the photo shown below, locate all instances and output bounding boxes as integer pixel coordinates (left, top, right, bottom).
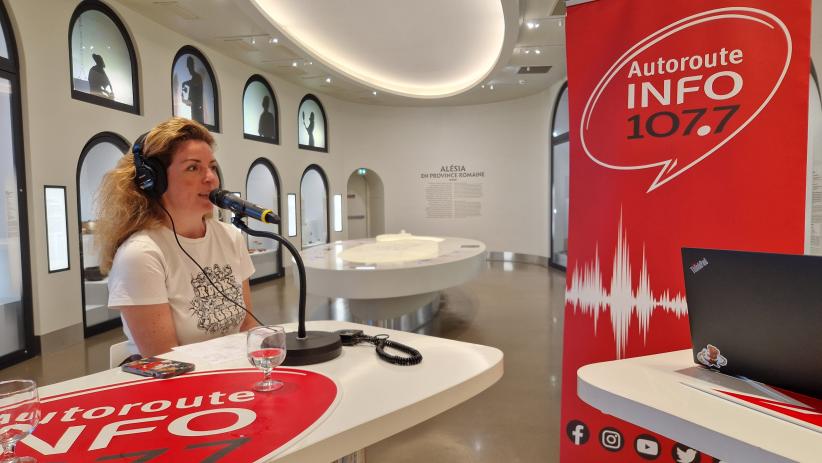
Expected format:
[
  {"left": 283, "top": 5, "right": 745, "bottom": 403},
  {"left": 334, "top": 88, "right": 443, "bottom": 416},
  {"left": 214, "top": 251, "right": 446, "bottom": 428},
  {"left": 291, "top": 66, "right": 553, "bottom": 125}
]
[{"left": 561, "top": 1, "right": 810, "bottom": 461}]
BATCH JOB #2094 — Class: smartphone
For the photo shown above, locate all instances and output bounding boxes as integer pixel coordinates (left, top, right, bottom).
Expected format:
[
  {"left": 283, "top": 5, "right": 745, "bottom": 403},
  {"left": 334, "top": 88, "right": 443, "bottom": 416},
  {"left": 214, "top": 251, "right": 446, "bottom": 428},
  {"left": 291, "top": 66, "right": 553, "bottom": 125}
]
[{"left": 121, "top": 357, "right": 195, "bottom": 379}]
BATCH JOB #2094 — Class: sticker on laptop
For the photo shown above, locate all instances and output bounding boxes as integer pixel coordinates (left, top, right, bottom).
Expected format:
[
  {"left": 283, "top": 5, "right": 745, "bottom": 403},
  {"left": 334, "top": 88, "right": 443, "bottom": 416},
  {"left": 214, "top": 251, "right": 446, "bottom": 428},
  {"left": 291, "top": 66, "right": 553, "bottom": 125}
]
[{"left": 697, "top": 344, "right": 727, "bottom": 369}]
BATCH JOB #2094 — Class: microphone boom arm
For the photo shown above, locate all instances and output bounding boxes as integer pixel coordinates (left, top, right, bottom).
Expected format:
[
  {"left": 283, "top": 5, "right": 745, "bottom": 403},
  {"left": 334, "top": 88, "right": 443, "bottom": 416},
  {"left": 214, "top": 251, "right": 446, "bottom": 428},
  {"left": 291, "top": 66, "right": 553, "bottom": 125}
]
[{"left": 231, "top": 215, "right": 307, "bottom": 338}]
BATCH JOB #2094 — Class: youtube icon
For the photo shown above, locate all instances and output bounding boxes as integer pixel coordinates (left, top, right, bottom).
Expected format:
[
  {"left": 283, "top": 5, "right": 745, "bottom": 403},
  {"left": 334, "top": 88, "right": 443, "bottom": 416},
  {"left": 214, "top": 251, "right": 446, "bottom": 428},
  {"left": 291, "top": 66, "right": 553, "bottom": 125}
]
[{"left": 635, "top": 434, "right": 660, "bottom": 460}]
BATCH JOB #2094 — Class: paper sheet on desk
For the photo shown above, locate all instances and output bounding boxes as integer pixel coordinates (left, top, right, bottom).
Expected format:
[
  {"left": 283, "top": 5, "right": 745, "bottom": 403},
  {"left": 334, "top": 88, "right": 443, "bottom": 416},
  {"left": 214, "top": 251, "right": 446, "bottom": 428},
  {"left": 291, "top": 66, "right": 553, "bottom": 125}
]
[{"left": 171, "top": 333, "right": 247, "bottom": 364}]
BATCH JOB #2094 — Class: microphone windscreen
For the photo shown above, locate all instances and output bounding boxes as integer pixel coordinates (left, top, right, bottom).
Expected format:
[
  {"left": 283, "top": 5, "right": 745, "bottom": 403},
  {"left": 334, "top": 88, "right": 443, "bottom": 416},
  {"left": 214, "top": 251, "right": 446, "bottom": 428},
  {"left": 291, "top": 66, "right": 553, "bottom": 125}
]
[{"left": 208, "top": 189, "right": 226, "bottom": 206}]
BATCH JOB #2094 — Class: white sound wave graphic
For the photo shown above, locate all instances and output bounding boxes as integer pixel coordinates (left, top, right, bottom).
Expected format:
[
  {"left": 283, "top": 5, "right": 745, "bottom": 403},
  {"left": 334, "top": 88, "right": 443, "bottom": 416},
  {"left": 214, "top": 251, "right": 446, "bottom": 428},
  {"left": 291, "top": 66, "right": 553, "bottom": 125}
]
[{"left": 565, "top": 216, "right": 688, "bottom": 358}]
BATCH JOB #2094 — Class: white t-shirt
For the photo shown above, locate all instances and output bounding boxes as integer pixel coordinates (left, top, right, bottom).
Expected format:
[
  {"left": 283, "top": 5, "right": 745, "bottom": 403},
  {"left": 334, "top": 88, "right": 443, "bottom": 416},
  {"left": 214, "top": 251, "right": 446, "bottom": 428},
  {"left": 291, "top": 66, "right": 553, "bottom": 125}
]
[{"left": 108, "top": 219, "right": 255, "bottom": 354}]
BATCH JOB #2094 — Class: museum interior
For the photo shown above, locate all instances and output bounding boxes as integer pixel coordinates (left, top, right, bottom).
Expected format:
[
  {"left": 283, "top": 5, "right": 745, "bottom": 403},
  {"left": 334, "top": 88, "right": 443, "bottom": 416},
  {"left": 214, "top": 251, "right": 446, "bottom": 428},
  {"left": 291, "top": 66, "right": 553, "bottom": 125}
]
[{"left": 0, "top": 1, "right": 821, "bottom": 462}]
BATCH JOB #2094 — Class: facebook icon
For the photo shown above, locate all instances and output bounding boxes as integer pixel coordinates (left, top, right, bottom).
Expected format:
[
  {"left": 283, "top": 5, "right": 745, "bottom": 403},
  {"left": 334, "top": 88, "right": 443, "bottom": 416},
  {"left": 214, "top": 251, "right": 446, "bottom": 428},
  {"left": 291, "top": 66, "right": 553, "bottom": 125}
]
[{"left": 566, "top": 420, "right": 590, "bottom": 445}]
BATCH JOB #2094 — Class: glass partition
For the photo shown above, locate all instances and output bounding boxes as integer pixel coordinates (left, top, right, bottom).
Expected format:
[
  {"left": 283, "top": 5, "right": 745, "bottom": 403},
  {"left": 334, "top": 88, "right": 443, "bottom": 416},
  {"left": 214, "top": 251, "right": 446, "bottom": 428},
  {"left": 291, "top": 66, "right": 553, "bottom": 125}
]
[
  {"left": 246, "top": 159, "right": 283, "bottom": 281},
  {"left": 0, "top": 76, "right": 25, "bottom": 361},
  {"left": 77, "top": 133, "right": 127, "bottom": 335},
  {"left": 0, "top": 10, "right": 7, "bottom": 59},
  {"left": 0, "top": 1, "right": 34, "bottom": 367},
  {"left": 551, "top": 83, "right": 569, "bottom": 269},
  {"left": 300, "top": 165, "right": 329, "bottom": 247}
]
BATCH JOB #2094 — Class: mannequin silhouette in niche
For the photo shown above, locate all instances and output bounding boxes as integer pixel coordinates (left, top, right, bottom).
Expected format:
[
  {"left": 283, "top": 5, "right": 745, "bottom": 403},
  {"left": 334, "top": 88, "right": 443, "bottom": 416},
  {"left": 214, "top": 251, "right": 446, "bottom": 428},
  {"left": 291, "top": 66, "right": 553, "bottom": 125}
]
[
  {"left": 88, "top": 53, "right": 114, "bottom": 99},
  {"left": 302, "top": 111, "right": 315, "bottom": 146},
  {"left": 258, "top": 95, "right": 275, "bottom": 139},
  {"left": 181, "top": 56, "right": 204, "bottom": 124}
]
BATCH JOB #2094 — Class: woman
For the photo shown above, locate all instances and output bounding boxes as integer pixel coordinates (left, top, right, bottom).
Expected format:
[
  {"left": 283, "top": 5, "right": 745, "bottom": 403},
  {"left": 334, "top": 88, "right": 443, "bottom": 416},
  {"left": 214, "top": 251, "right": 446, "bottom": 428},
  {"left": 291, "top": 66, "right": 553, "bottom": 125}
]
[{"left": 96, "top": 117, "right": 257, "bottom": 357}]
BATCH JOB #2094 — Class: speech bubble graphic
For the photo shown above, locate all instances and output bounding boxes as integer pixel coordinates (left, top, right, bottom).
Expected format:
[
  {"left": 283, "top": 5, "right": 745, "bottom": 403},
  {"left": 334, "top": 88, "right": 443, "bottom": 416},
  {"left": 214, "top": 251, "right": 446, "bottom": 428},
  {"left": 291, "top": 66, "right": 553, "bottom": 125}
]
[
  {"left": 580, "top": 8, "right": 792, "bottom": 192},
  {"left": 7, "top": 369, "right": 338, "bottom": 462}
]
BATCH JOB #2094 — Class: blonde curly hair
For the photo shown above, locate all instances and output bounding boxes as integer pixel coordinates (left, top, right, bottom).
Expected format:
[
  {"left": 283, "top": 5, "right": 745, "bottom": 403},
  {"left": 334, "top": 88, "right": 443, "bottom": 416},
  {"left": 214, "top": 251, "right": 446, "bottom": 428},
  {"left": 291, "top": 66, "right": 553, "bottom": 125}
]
[{"left": 95, "top": 117, "right": 214, "bottom": 274}]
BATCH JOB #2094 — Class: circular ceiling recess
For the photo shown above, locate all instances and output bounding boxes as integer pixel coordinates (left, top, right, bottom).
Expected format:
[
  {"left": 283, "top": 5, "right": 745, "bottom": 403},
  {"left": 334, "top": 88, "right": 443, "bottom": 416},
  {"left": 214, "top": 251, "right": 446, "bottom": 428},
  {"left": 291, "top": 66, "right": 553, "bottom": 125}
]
[{"left": 251, "top": 0, "right": 506, "bottom": 98}]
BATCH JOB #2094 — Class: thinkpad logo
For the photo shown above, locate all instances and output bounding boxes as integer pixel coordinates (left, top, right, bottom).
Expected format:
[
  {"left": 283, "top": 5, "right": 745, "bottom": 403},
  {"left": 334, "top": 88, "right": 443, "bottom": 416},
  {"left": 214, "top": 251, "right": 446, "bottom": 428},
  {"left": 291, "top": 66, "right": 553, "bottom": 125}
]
[{"left": 689, "top": 257, "right": 709, "bottom": 274}]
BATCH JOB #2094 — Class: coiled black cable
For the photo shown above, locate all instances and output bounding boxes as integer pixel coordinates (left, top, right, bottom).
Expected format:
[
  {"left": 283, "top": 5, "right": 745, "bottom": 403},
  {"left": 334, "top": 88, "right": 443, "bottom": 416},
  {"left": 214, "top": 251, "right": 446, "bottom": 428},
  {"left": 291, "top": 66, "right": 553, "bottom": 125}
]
[{"left": 337, "top": 330, "right": 422, "bottom": 366}]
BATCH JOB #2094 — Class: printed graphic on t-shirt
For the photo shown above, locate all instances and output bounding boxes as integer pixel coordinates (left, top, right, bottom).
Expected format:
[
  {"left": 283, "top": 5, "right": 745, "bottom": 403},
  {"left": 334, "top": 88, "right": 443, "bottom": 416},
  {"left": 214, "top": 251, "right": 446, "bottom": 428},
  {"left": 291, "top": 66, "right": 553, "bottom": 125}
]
[{"left": 189, "top": 264, "right": 245, "bottom": 335}]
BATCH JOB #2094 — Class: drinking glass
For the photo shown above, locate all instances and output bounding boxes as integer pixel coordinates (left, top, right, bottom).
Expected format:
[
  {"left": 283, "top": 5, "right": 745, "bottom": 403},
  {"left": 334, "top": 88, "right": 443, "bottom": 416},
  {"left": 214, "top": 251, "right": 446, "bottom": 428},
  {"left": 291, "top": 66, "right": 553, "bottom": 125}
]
[
  {"left": 247, "top": 326, "right": 287, "bottom": 392},
  {"left": 0, "top": 380, "right": 40, "bottom": 463}
]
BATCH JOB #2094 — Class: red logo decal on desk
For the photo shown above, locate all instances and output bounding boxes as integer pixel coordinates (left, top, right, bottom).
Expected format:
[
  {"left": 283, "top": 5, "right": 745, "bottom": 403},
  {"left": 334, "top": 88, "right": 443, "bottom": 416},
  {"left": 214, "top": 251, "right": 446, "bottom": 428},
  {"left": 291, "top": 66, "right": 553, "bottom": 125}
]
[
  {"left": 8, "top": 369, "right": 339, "bottom": 461},
  {"left": 714, "top": 388, "right": 822, "bottom": 431}
]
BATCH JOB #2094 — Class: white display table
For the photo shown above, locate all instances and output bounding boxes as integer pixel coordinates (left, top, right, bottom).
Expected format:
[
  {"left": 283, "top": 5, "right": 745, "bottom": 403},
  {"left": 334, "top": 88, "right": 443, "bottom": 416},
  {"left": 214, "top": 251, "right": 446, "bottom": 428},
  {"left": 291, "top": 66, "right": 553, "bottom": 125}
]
[
  {"left": 578, "top": 349, "right": 822, "bottom": 462},
  {"left": 300, "top": 237, "right": 486, "bottom": 330},
  {"left": 31, "top": 321, "right": 503, "bottom": 462}
]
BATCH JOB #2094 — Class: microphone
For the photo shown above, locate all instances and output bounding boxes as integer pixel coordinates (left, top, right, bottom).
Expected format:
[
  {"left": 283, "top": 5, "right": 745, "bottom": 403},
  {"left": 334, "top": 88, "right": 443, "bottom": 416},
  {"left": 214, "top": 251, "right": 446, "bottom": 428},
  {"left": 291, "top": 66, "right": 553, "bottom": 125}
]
[{"left": 209, "top": 189, "right": 280, "bottom": 224}]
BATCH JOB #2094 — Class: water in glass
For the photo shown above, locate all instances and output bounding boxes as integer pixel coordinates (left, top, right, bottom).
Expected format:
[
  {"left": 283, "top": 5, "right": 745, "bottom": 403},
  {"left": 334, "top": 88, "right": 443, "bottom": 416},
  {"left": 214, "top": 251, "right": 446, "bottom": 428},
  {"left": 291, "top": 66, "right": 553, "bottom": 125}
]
[{"left": 247, "top": 326, "right": 287, "bottom": 392}]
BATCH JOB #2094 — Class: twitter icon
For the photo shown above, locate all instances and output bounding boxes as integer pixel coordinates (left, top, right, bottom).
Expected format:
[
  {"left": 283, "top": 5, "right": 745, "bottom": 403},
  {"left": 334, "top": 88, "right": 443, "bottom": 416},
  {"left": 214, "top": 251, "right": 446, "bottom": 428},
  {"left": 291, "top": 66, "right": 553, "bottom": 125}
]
[{"left": 671, "top": 442, "right": 701, "bottom": 463}]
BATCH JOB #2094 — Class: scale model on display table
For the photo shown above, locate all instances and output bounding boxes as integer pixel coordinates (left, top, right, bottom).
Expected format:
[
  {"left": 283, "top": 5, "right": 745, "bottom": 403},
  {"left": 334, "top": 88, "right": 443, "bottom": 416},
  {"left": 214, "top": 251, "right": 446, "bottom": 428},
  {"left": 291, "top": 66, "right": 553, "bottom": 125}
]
[{"left": 299, "top": 231, "right": 486, "bottom": 330}]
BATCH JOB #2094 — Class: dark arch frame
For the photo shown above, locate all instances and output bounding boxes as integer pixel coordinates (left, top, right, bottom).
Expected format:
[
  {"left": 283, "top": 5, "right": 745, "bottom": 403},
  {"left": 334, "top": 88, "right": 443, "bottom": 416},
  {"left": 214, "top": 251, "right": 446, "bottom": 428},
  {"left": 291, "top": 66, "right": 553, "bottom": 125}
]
[
  {"left": 68, "top": 0, "right": 141, "bottom": 115},
  {"left": 242, "top": 75, "right": 279, "bottom": 145},
  {"left": 297, "top": 94, "right": 329, "bottom": 153},
  {"left": 0, "top": 0, "right": 38, "bottom": 369},
  {"left": 245, "top": 158, "right": 284, "bottom": 282},
  {"left": 171, "top": 45, "right": 220, "bottom": 132},
  {"left": 549, "top": 81, "right": 569, "bottom": 272},
  {"left": 300, "top": 164, "right": 330, "bottom": 248},
  {"left": 75, "top": 131, "right": 129, "bottom": 337}
]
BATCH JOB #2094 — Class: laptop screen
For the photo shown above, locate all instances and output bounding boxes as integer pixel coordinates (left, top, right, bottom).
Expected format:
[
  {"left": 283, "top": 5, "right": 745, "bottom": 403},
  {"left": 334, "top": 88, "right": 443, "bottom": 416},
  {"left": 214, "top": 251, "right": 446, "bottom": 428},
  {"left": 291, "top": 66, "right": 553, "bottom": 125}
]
[{"left": 681, "top": 247, "right": 822, "bottom": 398}]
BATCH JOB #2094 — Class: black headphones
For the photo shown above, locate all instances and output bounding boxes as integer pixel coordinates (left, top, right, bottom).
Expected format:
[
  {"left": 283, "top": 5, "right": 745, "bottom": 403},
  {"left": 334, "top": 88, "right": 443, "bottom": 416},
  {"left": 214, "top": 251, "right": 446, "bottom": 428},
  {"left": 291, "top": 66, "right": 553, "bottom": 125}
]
[{"left": 132, "top": 132, "right": 168, "bottom": 197}]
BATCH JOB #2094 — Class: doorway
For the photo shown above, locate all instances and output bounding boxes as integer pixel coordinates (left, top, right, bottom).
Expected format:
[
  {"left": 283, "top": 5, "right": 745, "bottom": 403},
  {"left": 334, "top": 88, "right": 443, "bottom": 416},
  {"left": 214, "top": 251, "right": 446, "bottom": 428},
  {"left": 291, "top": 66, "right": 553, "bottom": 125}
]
[{"left": 346, "top": 168, "right": 385, "bottom": 239}]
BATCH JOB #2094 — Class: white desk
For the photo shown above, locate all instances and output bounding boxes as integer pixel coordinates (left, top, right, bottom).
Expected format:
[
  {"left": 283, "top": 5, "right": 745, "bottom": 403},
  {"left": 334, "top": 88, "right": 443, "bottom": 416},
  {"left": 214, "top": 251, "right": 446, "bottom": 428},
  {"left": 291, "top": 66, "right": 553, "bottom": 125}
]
[
  {"left": 32, "top": 321, "right": 503, "bottom": 462},
  {"left": 300, "top": 238, "right": 486, "bottom": 330},
  {"left": 578, "top": 349, "right": 822, "bottom": 462}
]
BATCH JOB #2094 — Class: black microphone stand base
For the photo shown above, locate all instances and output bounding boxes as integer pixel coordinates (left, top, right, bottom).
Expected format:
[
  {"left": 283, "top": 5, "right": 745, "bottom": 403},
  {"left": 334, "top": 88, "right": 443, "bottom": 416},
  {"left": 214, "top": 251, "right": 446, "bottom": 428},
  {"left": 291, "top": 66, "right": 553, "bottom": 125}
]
[{"left": 283, "top": 331, "right": 342, "bottom": 366}]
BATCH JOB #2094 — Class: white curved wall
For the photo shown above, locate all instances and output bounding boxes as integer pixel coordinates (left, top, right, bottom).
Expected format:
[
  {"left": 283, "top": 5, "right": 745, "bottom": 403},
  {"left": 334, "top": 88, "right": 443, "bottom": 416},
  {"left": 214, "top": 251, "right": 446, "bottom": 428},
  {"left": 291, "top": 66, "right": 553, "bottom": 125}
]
[{"left": 5, "top": 0, "right": 558, "bottom": 339}]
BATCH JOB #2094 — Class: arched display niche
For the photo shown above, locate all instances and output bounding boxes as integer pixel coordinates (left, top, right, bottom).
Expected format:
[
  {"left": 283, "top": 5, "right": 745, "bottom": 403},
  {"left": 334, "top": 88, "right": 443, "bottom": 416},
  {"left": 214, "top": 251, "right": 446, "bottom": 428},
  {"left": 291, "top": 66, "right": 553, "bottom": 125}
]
[
  {"left": 297, "top": 94, "right": 328, "bottom": 153},
  {"left": 243, "top": 75, "right": 279, "bottom": 144},
  {"left": 300, "top": 164, "right": 330, "bottom": 248},
  {"left": 75, "top": 132, "right": 129, "bottom": 337},
  {"left": 171, "top": 45, "right": 220, "bottom": 132},
  {"left": 346, "top": 168, "right": 385, "bottom": 239},
  {"left": 0, "top": 0, "right": 38, "bottom": 368},
  {"left": 245, "top": 158, "right": 284, "bottom": 282},
  {"left": 68, "top": 0, "right": 140, "bottom": 114},
  {"left": 550, "top": 81, "right": 569, "bottom": 271}
]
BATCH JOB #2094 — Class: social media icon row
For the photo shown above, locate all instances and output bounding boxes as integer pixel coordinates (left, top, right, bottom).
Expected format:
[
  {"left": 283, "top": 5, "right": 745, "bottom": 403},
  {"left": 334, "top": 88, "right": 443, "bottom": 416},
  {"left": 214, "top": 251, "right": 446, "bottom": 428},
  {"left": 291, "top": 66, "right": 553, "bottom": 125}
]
[{"left": 565, "top": 420, "right": 721, "bottom": 462}]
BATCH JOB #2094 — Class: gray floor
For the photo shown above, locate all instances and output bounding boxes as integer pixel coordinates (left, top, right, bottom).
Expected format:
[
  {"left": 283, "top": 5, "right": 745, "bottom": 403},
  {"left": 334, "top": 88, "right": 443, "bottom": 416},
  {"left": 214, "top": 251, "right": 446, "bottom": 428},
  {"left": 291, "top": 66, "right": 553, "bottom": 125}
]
[{"left": 0, "top": 261, "right": 566, "bottom": 462}]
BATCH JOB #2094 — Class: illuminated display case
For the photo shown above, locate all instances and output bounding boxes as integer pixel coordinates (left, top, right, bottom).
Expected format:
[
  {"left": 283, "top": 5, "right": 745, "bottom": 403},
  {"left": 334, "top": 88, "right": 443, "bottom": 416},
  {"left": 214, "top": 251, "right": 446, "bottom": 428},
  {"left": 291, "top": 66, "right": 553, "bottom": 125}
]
[{"left": 69, "top": 0, "right": 139, "bottom": 114}]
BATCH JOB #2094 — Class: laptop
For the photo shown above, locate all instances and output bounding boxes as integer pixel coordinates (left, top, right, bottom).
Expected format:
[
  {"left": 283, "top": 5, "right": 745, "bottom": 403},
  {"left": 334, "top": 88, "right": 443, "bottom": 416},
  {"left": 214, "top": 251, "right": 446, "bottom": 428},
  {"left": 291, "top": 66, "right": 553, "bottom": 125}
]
[{"left": 681, "top": 247, "right": 822, "bottom": 398}]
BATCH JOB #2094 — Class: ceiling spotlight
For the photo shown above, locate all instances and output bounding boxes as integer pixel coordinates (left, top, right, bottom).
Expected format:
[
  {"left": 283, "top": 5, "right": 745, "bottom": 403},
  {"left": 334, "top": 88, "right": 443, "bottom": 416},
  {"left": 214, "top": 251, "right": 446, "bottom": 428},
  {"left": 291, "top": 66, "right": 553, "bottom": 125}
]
[
  {"left": 480, "top": 84, "right": 485, "bottom": 89},
  {"left": 489, "top": 84, "right": 495, "bottom": 90},
  {"left": 535, "top": 49, "right": 541, "bottom": 55},
  {"left": 518, "top": 79, "right": 527, "bottom": 85},
  {"left": 526, "top": 22, "right": 535, "bottom": 29},
  {"left": 325, "top": 77, "right": 332, "bottom": 83},
  {"left": 292, "top": 61, "right": 298, "bottom": 67},
  {"left": 251, "top": 37, "right": 256, "bottom": 45},
  {"left": 558, "top": 20, "right": 563, "bottom": 27},
  {"left": 308, "top": 61, "right": 314, "bottom": 65},
  {"left": 269, "top": 37, "right": 279, "bottom": 44},
  {"left": 372, "top": 91, "right": 378, "bottom": 96},
  {"left": 524, "top": 49, "right": 530, "bottom": 54}
]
